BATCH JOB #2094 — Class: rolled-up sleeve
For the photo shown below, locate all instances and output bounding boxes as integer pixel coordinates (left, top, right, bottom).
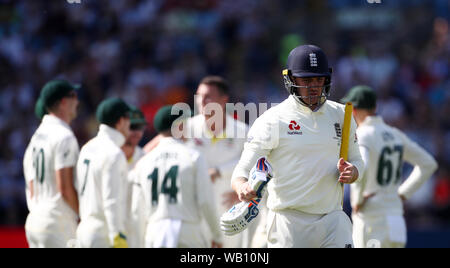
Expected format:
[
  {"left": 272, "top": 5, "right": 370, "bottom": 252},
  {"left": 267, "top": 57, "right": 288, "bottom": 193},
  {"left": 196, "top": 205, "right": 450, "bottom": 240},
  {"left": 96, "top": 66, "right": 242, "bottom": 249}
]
[{"left": 102, "top": 152, "right": 128, "bottom": 244}]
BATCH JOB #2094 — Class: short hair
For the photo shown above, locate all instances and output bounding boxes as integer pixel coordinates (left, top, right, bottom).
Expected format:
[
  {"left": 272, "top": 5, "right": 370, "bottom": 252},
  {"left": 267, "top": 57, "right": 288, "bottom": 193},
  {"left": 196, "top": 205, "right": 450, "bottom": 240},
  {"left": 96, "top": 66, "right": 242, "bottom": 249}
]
[{"left": 199, "top": 76, "right": 230, "bottom": 96}]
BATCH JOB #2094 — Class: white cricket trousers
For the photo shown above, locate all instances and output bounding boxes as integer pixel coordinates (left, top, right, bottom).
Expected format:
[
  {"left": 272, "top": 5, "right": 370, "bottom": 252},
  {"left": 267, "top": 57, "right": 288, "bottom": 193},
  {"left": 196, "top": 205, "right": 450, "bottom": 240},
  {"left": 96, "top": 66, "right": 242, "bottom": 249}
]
[
  {"left": 267, "top": 209, "right": 353, "bottom": 248},
  {"left": 145, "top": 220, "right": 209, "bottom": 248},
  {"left": 25, "top": 210, "right": 77, "bottom": 248},
  {"left": 76, "top": 218, "right": 111, "bottom": 248},
  {"left": 352, "top": 213, "right": 406, "bottom": 248}
]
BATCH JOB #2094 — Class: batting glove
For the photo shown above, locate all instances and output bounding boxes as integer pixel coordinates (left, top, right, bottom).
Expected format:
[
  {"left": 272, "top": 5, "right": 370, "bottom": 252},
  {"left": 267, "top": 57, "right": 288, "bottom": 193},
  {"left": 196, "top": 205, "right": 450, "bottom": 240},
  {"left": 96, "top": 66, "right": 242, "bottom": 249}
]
[{"left": 220, "top": 157, "right": 273, "bottom": 236}]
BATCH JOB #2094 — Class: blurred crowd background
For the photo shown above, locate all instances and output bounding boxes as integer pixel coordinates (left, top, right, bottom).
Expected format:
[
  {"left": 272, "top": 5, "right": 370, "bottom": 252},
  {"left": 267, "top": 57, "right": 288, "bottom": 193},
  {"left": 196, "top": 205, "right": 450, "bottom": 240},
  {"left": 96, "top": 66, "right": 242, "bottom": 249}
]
[{"left": 0, "top": 0, "right": 449, "bottom": 243}]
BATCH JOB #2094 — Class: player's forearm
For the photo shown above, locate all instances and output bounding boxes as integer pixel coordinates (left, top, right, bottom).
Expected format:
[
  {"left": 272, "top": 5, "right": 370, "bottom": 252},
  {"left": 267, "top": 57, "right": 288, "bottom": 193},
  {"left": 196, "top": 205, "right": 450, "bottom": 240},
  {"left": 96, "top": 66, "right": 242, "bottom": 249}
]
[
  {"left": 56, "top": 168, "right": 79, "bottom": 214},
  {"left": 62, "top": 187, "right": 79, "bottom": 215},
  {"left": 29, "top": 180, "right": 34, "bottom": 199},
  {"left": 398, "top": 159, "right": 438, "bottom": 200}
]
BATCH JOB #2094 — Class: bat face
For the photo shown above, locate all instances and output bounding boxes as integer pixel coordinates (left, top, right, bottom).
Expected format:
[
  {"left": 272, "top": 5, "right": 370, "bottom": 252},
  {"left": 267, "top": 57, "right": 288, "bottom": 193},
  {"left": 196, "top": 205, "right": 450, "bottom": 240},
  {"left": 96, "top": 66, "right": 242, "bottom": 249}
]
[{"left": 340, "top": 102, "right": 353, "bottom": 161}]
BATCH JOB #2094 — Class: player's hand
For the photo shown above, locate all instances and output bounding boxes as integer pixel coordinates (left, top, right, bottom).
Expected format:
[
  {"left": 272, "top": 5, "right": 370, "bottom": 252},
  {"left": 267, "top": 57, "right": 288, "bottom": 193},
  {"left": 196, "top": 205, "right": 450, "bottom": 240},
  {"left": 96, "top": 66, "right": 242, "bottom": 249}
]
[
  {"left": 209, "top": 168, "right": 221, "bottom": 183},
  {"left": 337, "top": 158, "right": 359, "bottom": 184},
  {"left": 211, "top": 241, "right": 223, "bottom": 248},
  {"left": 113, "top": 232, "right": 128, "bottom": 248},
  {"left": 222, "top": 191, "right": 240, "bottom": 208},
  {"left": 237, "top": 181, "right": 257, "bottom": 202},
  {"left": 249, "top": 157, "right": 273, "bottom": 198}
]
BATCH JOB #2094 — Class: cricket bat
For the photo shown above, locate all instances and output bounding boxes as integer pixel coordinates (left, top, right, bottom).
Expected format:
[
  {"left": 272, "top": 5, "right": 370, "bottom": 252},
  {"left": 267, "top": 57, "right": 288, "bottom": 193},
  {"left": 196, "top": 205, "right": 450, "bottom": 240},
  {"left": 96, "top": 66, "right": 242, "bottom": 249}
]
[
  {"left": 340, "top": 102, "right": 353, "bottom": 161},
  {"left": 340, "top": 102, "right": 353, "bottom": 205}
]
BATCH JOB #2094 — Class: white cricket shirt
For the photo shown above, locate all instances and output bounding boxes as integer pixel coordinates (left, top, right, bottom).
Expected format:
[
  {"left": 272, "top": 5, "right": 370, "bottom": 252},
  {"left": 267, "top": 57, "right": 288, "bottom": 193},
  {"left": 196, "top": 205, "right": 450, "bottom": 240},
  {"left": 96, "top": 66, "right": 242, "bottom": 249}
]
[
  {"left": 351, "top": 116, "right": 438, "bottom": 216},
  {"left": 76, "top": 124, "right": 128, "bottom": 244},
  {"left": 131, "top": 137, "right": 222, "bottom": 243},
  {"left": 23, "top": 114, "right": 79, "bottom": 219},
  {"left": 232, "top": 96, "right": 364, "bottom": 214},
  {"left": 184, "top": 114, "right": 248, "bottom": 214}
]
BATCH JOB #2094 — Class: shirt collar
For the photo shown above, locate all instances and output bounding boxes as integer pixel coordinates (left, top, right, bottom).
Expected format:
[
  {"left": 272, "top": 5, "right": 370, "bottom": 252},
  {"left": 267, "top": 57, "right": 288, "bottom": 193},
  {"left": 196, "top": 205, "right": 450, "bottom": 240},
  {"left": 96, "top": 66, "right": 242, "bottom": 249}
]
[
  {"left": 288, "top": 95, "right": 326, "bottom": 115},
  {"left": 42, "top": 114, "right": 72, "bottom": 131},
  {"left": 98, "top": 124, "right": 126, "bottom": 147},
  {"left": 159, "top": 136, "right": 179, "bottom": 145},
  {"left": 360, "top": 115, "right": 383, "bottom": 126}
]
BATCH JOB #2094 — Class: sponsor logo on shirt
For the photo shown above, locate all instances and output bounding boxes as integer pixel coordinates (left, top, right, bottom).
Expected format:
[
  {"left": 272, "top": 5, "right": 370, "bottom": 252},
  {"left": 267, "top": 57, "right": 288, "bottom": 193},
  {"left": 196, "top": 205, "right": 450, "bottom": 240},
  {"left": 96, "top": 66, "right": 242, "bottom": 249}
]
[
  {"left": 334, "top": 123, "right": 342, "bottom": 138},
  {"left": 288, "top": 121, "right": 302, "bottom": 135},
  {"left": 334, "top": 123, "right": 342, "bottom": 146}
]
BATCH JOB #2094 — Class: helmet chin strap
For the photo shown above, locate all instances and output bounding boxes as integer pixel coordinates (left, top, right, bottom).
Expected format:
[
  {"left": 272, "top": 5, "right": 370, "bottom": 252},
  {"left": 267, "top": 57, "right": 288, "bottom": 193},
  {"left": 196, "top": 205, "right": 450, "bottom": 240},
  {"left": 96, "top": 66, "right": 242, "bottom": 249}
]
[{"left": 291, "top": 85, "right": 330, "bottom": 111}]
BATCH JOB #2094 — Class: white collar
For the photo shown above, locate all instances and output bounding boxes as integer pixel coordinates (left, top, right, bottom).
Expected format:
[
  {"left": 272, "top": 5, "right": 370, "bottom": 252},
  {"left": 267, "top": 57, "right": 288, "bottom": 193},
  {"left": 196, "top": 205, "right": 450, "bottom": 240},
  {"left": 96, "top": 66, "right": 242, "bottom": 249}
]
[
  {"left": 159, "top": 136, "right": 179, "bottom": 145},
  {"left": 288, "top": 95, "right": 326, "bottom": 115},
  {"left": 42, "top": 114, "right": 72, "bottom": 131},
  {"left": 98, "top": 124, "right": 126, "bottom": 147}
]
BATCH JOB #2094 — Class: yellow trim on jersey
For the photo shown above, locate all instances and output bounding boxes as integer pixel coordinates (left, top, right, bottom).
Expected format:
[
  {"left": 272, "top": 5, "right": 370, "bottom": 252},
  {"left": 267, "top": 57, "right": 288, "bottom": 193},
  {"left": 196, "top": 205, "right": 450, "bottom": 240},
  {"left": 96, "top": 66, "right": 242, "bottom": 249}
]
[{"left": 211, "top": 132, "right": 227, "bottom": 145}]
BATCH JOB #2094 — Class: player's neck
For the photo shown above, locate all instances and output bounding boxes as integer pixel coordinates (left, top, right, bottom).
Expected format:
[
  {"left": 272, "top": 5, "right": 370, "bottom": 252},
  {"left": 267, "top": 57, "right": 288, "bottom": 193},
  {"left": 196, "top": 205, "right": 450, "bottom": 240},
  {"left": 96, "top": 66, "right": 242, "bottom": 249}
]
[{"left": 49, "top": 111, "right": 72, "bottom": 125}]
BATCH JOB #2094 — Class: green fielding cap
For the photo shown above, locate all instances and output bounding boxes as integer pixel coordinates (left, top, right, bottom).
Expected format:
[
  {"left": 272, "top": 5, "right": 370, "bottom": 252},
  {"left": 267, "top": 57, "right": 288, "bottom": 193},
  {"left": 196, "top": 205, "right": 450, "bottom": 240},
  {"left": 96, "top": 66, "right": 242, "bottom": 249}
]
[
  {"left": 40, "top": 79, "right": 79, "bottom": 109},
  {"left": 129, "top": 105, "right": 147, "bottom": 126},
  {"left": 34, "top": 97, "right": 47, "bottom": 120},
  {"left": 96, "top": 97, "right": 132, "bottom": 126},
  {"left": 341, "top": 85, "right": 377, "bottom": 109},
  {"left": 153, "top": 105, "right": 189, "bottom": 133}
]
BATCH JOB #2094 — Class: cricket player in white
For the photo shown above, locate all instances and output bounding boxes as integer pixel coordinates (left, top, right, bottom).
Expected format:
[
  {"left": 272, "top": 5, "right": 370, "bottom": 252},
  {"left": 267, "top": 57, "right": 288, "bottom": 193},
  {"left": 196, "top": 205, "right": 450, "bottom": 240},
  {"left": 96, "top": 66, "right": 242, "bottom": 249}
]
[
  {"left": 76, "top": 98, "right": 131, "bottom": 248},
  {"left": 132, "top": 105, "right": 223, "bottom": 248},
  {"left": 122, "top": 106, "right": 147, "bottom": 170},
  {"left": 23, "top": 80, "right": 80, "bottom": 248},
  {"left": 144, "top": 76, "right": 249, "bottom": 248},
  {"left": 23, "top": 98, "right": 48, "bottom": 213},
  {"left": 232, "top": 45, "right": 365, "bottom": 248},
  {"left": 341, "top": 85, "right": 438, "bottom": 248},
  {"left": 122, "top": 106, "right": 147, "bottom": 248},
  {"left": 186, "top": 77, "right": 249, "bottom": 248}
]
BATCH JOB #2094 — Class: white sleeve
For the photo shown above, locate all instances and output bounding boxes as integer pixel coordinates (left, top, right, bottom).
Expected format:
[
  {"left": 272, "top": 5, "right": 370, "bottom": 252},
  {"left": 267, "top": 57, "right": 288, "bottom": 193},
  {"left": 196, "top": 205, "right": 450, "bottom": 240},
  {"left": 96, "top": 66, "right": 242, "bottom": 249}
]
[
  {"left": 102, "top": 152, "right": 128, "bottom": 244},
  {"left": 23, "top": 145, "right": 35, "bottom": 211},
  {"left": 347, "top": 116, "right": 365, "bottom": 183},
  {"left": 350, "top": 145, "right": 370, "bottom": 208},
  {"left": 54, "top": 135, "right": 79, "bottom": 170},
  {"left": 195, "top": 153, "right": 222, "bottom": 244},
  {"left": 231, "top": 115, "right": 277, "bottom": 183},
  {"left": 127, "top": 168, "right": 147, "bottom": 248},
  {"left": 397, "top": 132, "right": 438, "bottom": 200}
]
